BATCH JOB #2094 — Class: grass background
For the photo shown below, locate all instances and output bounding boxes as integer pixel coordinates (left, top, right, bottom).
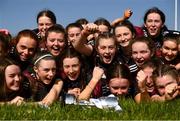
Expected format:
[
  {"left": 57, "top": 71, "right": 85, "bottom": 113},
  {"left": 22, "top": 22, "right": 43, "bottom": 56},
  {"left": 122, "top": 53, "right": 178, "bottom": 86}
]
[{"left": 0, "top": 98, "right": 179, "bottom": 120}]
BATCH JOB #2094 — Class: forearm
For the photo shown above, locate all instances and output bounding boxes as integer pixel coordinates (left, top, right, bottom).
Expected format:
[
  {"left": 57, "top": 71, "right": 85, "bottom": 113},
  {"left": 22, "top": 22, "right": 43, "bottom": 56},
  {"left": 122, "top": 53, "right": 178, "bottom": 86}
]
[
  {"left": 111, "top": 17, "right": 126, "bottom": 28},
  {"left": 42, "top": 80, "right": 63, "bottom": 105},
  {"left": 46, "top": 89, "right": 59, "bottom": 100},
  {"left": 78, "top": 79, "right": 99, "bottom": 101},
  {"left": 71, "top": 29, "right": 93, "bottom": 56},
  {"left": 111, "top": 9, "right": 132, "bottom": 27},
  {"left": 135, "top": 90, "right": 151, "bottom": 104}
]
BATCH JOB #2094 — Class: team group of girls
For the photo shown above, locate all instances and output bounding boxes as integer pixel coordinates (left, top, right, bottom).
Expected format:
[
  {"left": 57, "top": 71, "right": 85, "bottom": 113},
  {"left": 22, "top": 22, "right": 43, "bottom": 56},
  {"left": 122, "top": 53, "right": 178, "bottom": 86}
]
[{"left": 0, "top": 7, "right": 179, "bottom": 106}]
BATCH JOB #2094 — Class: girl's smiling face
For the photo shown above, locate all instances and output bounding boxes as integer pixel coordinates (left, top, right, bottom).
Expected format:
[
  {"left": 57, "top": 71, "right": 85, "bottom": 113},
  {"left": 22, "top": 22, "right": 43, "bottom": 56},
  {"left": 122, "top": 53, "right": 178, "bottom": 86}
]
[
  {"left": 161, "top": 40, "right": 178, "bottom": 61},
  {"left": 34, "top": 59, "right": 56, "bottom": 84},
  {"left": 115, "top": 26, "right": 133, "bottom": 47},
  {"left": 5, "top": 65, "right": 22, "bottom": 92},
  {"left": 63, "top": 57, "right": 81, "bottom": 81},
  {"left": 132, "top": 42, "right": 152, "bottom": 67},
  {"left": 97, "top": 38, "right": 116, "bottom": 64},
  {"left": 109, "top": 77, "right": 130, "bottom": 96}
]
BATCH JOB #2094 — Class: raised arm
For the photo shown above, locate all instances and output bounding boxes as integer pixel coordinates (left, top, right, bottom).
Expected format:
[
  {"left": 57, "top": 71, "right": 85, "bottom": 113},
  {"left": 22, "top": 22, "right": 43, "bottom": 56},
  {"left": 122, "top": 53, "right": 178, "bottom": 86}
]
[
  {"left": 71, "top": 23, "right": 98, "bottom": 56},
  {"left": 78, "top": 66, "right": 104, "bottom": 101},
  {"left": 111, "top": 9, "right": 133, "bottom": 28},
  {"left": 135, "top": 70, "right": 151, "bottom": 103}
]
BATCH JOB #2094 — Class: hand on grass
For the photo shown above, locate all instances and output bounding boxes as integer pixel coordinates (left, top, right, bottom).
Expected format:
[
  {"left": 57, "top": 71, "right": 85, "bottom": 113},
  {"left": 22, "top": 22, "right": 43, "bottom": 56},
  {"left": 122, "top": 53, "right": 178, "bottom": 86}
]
[{"left": 10, "top": 96, "right": 24, "bottom": 106}]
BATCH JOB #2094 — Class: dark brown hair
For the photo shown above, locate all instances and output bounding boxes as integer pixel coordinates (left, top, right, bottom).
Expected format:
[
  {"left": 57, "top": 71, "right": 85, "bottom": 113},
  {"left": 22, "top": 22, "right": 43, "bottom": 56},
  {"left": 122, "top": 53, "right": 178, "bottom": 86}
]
[
  {"left": 108, "top": 64, "right": 131, "bottom": 82},
  {"left": 129, "top": 36, "right": 155, "bottom": 56},
  {"left": 0, "top": 58, "right": 20, "bottom": 100},
  {"left": 95, "top": 32, "right": 117, "bottom": 50},
  {"left": 94, "top": 18, "right": 111, "bottom": 32},
  {"left": 37, "top": 9, "right": 56, "bottom": 24},
  {"left": 153, "top": 64, "right": 179, "bottom": 84},
  {"left": 113, "top": 20, "right": 136, "bottom": 38}
]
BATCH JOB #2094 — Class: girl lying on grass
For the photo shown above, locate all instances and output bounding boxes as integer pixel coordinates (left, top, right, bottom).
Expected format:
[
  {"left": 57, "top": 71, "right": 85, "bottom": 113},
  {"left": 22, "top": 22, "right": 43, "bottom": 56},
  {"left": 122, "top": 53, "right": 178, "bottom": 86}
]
[
  {"left": 0, "top": 58, "right": 30, "bottom": 105},
  {"left": 24, "top": 52, "right": 62, "bottom": 106},
  {"left": 135, "top": 60, "right": 180, "bottom": 102},
  {"left": 60, "top": 48, "right": 87, "bottom": 98},
  {"left": 151, "top": 65, "right": 180, "bottom": 101},
  {"left": 78, "top": 64, "right": 149, "bottom": 103}
]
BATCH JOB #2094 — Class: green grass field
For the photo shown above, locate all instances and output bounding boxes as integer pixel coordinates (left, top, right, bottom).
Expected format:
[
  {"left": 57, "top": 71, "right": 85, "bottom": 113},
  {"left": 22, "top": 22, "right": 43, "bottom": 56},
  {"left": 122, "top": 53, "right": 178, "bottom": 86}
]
[{"left": 0, "top": 98, "right": 179, "bottom": 120}]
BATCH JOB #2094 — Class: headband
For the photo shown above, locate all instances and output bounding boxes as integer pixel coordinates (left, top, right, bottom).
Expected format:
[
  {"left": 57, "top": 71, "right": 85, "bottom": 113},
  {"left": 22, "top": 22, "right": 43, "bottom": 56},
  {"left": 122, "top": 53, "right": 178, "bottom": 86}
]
[{"left": 34, "top": 54, "right": 53, "bottom": 65}]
